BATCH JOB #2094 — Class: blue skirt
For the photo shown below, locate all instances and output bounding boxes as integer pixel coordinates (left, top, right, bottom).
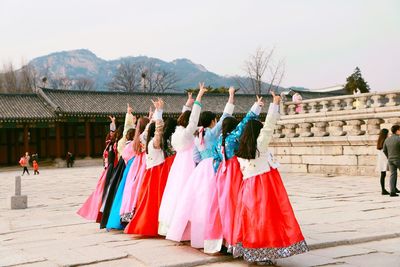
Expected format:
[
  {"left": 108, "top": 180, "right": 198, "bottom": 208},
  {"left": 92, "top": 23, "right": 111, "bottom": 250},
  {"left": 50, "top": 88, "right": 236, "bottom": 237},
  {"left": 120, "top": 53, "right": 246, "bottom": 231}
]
[{"left": 106, "top": 157, "right": 135, "bottom": 230}]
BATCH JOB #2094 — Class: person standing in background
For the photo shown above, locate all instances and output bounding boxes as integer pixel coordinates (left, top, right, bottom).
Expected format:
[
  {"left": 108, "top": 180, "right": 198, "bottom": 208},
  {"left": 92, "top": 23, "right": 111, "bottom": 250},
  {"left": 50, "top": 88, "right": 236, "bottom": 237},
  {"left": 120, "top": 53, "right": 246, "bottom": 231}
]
[
  {"left": 292, "top": 92, "right": 303, "bottom": 113},
  {"left": 376, "top": 129, "right": 389, "bottom": 195},
  {"left": 33, "top": 160, "right": 40, "bottom": 175},
  {"left": 383, "top": 125, "right": 400, "bottom": 197},
  {"left": 19, "top": 152, "right": 30, "bottom": 176}
]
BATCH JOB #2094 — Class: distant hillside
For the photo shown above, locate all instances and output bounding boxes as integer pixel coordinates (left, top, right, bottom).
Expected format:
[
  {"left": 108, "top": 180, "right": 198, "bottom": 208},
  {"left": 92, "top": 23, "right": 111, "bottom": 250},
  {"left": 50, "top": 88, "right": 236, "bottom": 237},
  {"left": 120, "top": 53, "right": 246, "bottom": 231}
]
[{"left": 26, "top": 49, "right": 287, "bottom": 92}]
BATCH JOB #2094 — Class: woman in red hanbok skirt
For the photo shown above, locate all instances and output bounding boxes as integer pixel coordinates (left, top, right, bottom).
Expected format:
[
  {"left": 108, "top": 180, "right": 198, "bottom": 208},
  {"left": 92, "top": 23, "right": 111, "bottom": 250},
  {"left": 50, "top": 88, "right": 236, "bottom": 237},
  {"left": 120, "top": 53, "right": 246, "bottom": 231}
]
[
  {"left": 205, "top": 99, "right": 262, "bottom": 253},
  {"left": 125, "top": 100, "right": 178, "bottom": 236},
  {"left": 232, "top": 93, "right": 308, "bottom": 264}
]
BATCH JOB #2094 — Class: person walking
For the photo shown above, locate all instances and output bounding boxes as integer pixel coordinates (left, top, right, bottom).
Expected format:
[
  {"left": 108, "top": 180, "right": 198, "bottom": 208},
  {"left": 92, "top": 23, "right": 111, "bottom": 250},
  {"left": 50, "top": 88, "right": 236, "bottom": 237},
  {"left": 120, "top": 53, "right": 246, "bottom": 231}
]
[
  {"left": 376, "top": 129, "right": 389, "bottom": 195},
  {"left": 19, "top": 152, "right": 30, "bottom": 176},
  {"left": 33, "top": 160, "right": 40, "bottom": 175},
  {"left": 383, "top": 125, "right": 400, "bottom": 197}
]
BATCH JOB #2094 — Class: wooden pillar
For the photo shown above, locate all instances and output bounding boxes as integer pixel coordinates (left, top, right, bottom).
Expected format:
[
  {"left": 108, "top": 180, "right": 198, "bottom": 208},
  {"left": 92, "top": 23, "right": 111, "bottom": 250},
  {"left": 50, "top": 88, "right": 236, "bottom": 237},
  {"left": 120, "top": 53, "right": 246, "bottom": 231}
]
[
  {"left": 23, "top": 125, "right": 29, "bottom": 153},
  {"left": 85, "top": 121, "right": 91, "bottom": 158},
  {"left": 55, "top": 123, "right": 61, "bottom": 159}
]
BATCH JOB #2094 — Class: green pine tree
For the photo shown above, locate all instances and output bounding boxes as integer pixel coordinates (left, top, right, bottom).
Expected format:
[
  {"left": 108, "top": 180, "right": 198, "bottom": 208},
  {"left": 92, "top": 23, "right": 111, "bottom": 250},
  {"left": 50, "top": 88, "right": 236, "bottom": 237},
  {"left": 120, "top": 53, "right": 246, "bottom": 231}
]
[{"left": 344, "top": 67, "right": 370, "bottom": 94}]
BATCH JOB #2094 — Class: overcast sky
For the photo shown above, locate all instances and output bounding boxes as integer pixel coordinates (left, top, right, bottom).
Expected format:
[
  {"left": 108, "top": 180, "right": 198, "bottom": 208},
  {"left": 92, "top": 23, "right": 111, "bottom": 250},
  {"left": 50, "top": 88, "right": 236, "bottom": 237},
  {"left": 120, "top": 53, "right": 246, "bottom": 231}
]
[{"left": 0, "top": 0, "right": 399, "bottom": 90}]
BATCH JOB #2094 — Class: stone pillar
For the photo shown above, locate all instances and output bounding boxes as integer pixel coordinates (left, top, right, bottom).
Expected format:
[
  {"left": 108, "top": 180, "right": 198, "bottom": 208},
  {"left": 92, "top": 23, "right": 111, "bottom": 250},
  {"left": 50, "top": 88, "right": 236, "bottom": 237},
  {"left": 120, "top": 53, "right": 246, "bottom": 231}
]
[
  {"left": 284, "top": 123, "right": 299, "bottom": 138},
  {"left": 308, "top": 102, "right": 318, "bottom": 113},
  {"left": 299, "top": 103, "right": 307, "bottom": 114},
  {"left": 370, "top": 95, "right": 383, "bottom": 108},
  {"left": 348, "top": 119, "right": 366, "bottom": 136},
  {"left": 299, "top": 122, "right": 314, "bottom": 137},
  {"left": 273, "top": 124, "right": 285, "bottom": 138},
  {"left": 11, "top": 176, "right": 27, "bottom": 209},
  {"left": 358, "top": 96, "right": 368, "bottom": 109},
  {"left": 314, "top": 122, "right": 329, "bottom": 137},
  {"left": 23, "top": 126, "right": 29, "bottom": 153},
  {"left": 287, "top": 104, "right": 296, "bottom": 115},
  {"left": 343, "top": 98, "right": 354, "bottom": 110},
  {"left": 329, "top": 120, "right": 347, "bottom": 136},
  {"left": 320, "top": 100, "right": 330, "bottom": 112},
  {"left": 331, "top": 99, "right": 342, "bottom": 111},
  {"left": 85, "top": 122, "right": 92, "bottom": 158},
  {"left": 385, "top": 93, "right": 397, "bottom": 107},
  {"left": 367, "top": 119, "right": 384, "bottom": 135}
]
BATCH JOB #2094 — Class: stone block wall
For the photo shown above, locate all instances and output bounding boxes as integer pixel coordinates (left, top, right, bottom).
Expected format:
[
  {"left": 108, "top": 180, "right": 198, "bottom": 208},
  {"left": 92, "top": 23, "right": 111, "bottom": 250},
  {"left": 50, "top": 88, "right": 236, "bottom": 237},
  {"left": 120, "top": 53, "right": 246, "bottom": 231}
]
[{"left": 270, "top": 90, "right": 400, "bottom": 176}]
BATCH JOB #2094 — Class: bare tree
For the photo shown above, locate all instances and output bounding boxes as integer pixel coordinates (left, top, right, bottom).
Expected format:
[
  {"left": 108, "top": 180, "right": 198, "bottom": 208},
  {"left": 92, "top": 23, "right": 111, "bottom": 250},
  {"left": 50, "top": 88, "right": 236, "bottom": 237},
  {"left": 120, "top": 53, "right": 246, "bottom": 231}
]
[
  {"left": 108, "top": 61, "right": 140, "bottom": 92},
  {"left": 74, "top": 78, "right": 95, "bottom": 91},
  {"left": 154, "top": 70, "right": 179, "bottom": 92},
  {"left": 236, "top": 47, "right": 285, "bottom": 95},
  {"left": 19, "top": 64, "right": 38, "bottom": 92},
  {"left": 2, "top": 63, "right": 18, "bottom": 93},
  {"left": 50, "top": 76, "right": 73, "bottom": 90}
]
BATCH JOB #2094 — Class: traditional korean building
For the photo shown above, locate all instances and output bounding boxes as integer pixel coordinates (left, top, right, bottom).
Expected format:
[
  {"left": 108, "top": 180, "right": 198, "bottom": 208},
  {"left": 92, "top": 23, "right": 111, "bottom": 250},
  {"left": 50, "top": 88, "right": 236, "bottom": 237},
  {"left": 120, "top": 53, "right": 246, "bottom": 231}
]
[{"left": 0, "top": 87, "right": 346, "bottom": 165}]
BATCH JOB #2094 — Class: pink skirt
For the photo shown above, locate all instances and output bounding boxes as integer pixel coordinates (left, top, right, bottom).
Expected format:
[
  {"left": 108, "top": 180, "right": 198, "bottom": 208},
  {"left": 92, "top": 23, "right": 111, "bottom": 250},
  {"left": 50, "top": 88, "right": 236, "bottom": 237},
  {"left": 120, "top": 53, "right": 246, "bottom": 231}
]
[
  {"left": 77, "top": 168, "right": 107, "bottom": 220},
  {"left": 119, "top": 152, "right": 146, "bottom": 216},
  {"left": 166, "top": 157, "right": 215, "bottom": 248},
  {"left": 205, "top": 156, "right": 242, "bottom": 251},
  {"left": 158, "top": 146, "right": 195, "bottom": 236}
]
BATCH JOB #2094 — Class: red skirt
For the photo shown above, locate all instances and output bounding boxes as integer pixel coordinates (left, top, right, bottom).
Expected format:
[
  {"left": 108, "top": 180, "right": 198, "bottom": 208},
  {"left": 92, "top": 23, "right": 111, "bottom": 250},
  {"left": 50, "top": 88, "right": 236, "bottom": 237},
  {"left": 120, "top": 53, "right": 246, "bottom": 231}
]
[
  {"left": 124, "top": 155, "right": 175, "bottom": 236},
  {"left": 205, "top": 156, "right": 242, "bottom": 246},
  {"left": 233, "top": 168, "right": 307, "bottom": 253}
]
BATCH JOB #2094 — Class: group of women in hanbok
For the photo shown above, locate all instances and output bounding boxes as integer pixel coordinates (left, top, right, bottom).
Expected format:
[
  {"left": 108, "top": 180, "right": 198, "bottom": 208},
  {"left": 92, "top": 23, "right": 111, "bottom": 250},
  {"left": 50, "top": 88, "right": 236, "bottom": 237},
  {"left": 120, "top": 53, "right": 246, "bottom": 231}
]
[{"left": 77, "top": 83, "right": 308, "bottom": 265}]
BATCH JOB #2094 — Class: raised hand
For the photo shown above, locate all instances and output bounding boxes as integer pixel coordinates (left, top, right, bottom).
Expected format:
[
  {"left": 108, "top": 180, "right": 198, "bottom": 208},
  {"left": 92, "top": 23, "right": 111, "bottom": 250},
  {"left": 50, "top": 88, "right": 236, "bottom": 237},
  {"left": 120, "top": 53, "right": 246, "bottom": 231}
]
[
  {"left": 148, "top": 107, "right": 154, "bottom": 119},
  {"left": 108, "top": 115, "right": 116, "bottom": 123},
  {"left": 127, "top": 103, "right": 133, "bottom": 114},
  {"left": 256, "top": 95, "right": 264, "bottom": 107},
  {"left": 271, "top": 91, "right": 281, "bottom": 105},
  {"left": 185, "top": 92, "right": 194, "bottom": 107},
  {"left": 228, "top": 86, "right": 235, "bottom": 104},
  {"left": 196, "top": 82, "right": 208, "bottom": 102}
]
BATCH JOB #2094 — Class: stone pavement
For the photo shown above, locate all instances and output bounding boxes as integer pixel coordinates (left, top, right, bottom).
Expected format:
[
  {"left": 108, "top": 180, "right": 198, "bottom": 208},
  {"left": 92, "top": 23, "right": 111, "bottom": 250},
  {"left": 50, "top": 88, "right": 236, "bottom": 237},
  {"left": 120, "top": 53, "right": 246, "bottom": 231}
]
[{"left": 1, "top": 166, "right": 400, "bottom": 266}]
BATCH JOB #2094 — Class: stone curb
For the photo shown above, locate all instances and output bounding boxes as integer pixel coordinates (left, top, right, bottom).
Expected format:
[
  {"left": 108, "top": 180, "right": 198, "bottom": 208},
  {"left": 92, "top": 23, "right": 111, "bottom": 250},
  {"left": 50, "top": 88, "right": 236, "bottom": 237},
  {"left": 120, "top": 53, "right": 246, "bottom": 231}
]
[{"left": 162, "top": 233, "right": 400, "bottom": 267}]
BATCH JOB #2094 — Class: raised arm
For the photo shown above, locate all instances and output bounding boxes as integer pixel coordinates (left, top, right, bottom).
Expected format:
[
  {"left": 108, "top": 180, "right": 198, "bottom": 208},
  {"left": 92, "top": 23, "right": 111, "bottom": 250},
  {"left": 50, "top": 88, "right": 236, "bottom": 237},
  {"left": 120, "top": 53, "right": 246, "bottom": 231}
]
[
  {"left": 182, "top": 92, "right": 194, "bottom": 113},
  {"left": 123, "top": 103, "right": 136, "bottom": 137},
  {"left": 183, "top": 82, "right": 207, "bottom": 136},
  {"left": 257, "top": 92, "right": 281, "bottom": 153},
  {"left": 152, "top": 98, "right": 164, "bottom": 149},
  {"left": 229, "top": 95, "right": 263, "bottom": 142},
  {"left": 109, "top": 116, "right": 116, "bottom": 132},
  {"left": 209, "top": 86, "right": 235, "bottom": 137}
]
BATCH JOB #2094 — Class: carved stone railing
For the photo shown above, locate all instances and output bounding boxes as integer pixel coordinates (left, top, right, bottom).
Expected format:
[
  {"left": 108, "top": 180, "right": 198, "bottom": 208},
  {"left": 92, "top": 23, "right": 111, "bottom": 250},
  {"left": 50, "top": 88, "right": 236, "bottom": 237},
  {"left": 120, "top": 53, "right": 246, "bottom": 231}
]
[
  {"left": 271, "top": 90, "right": 400, "bottom": 176},
  {"left": 282, "top": 90, "right": 400, "bottom": 116}
]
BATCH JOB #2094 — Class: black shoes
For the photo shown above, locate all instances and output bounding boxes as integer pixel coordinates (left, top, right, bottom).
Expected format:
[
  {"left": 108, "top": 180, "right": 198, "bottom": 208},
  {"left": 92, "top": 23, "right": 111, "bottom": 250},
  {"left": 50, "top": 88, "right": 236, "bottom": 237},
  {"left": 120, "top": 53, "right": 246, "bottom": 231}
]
[
  {"left": 390, "top": 193, "right": 399, "bottom": 197},
  {"left": 396, "top": 188, "right": 400, "bottom": 193},
  {"left": 382, "top": 190, "right": 390, "bottom": 195}
]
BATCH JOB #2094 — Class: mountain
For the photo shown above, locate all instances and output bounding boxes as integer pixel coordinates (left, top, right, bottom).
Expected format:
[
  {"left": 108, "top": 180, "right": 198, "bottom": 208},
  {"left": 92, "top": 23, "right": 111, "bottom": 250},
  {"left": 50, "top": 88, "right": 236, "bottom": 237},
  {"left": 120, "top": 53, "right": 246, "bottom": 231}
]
[{"left": 27, "top": 49, "right": 285, "bottom": 92}]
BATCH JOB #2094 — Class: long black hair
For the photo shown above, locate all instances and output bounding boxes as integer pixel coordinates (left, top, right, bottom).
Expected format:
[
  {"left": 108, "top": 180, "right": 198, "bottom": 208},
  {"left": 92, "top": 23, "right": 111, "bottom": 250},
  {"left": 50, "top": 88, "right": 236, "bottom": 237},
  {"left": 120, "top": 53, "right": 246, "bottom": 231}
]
[
  {"left": 196, "top": 111, "right": 217, "bottom": 138},
  {"left": 236, "top": 119, "right": 263, "bottom": 159},
  {"left": 162, "top": 118, "right": 177, "bottom": 157},
  {"left": 221, "top": 117, "right": 238, "bottom": 156},
  {"left": 145, "top": 122, "right": 156, "bottom": 154},
  {"left": 377, "top": 128, "right": 389, "bottom": 150}
]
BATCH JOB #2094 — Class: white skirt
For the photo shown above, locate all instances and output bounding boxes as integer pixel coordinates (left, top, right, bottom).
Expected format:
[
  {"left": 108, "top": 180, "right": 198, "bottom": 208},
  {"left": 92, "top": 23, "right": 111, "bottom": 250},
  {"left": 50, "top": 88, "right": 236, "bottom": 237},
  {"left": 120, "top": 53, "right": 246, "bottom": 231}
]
[{"left": 376, "top": 150, "right": 388, "bottom": 172}]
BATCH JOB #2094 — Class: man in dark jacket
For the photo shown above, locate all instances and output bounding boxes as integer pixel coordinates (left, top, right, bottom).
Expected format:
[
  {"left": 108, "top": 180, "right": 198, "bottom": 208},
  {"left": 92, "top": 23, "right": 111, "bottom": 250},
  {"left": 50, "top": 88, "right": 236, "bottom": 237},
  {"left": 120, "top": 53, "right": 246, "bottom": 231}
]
[{"left": 383, "top": 125, "right": 400, "bottom": 197}]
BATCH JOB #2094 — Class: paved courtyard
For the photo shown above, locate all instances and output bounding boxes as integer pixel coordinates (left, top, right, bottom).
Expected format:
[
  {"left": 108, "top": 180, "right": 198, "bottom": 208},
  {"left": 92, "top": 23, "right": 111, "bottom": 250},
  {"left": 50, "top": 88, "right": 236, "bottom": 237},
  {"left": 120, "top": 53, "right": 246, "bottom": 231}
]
[{"left": 1, "top": 165, "right": 400, "bottom": 266}]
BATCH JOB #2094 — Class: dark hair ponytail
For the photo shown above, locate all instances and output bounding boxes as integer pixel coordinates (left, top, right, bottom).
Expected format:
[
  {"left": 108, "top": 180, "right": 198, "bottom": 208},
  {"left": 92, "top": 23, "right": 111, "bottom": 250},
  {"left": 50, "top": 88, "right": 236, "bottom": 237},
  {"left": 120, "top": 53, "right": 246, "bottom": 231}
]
[
  {"left": 377, "top": 128, "right": 389, "bottom": 150},
  {"left": 145, "top": 122, "right": 156, "bottom": 154},
  {"left": 221, "top": 117, "right": 238, "bottom": 157},
  {"left": 162, "top": 118, "right": 177, "bottom": 157},
  {"left": 236, "top": 119, "right": 263, "bottom": 159}
]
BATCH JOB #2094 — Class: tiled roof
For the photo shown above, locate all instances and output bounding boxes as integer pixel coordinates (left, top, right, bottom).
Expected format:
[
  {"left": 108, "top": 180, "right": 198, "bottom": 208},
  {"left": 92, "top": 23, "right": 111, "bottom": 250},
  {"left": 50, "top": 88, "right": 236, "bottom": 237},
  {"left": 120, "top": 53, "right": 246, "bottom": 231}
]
[
  {"left": 0, "top": 88, "right": 346, "bottom": 120},
  {"left": 42, "top": 89, "right": 269, "bottom": 116},
  {"left": 0, "top": 94, "right": 55, "bottom": 121}
]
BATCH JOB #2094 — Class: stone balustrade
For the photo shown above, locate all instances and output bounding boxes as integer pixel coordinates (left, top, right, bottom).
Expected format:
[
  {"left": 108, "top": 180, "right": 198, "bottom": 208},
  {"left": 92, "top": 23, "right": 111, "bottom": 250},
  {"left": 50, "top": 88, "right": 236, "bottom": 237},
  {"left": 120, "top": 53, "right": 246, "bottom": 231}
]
[
  {"left": 282, "top": 90, "right": 400, "bottom": 116},
  {"left": 270, "top": 90, "right": 400, "bottom": 176}
]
